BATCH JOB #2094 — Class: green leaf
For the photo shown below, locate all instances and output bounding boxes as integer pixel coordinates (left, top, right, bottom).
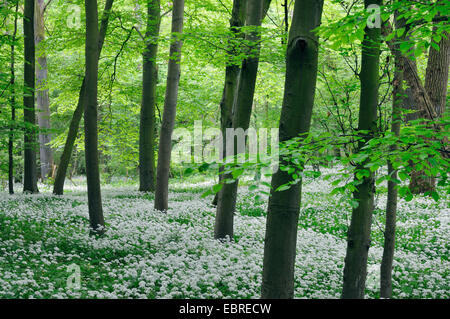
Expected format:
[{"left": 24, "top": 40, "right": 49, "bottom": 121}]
[
  {"left": 275, "top": 184, "right": 290, "bottom": 192},
  {"left": 212, "top": 183, "right": 223, "bottom": 194},
  {"left": 398, "top": 171, "right": 409, "bottom": 181},
  {"left": 232, "top": 169, "right": 244, "bottom": 179}
]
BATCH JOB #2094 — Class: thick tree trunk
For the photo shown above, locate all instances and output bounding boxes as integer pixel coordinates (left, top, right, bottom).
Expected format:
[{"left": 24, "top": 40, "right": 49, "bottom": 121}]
[
  {"left": 154, "top": 0, "right": 185, "bottom": 211},
  {"left": 35, "top": 0, "right": 53, "bottom": 181},
  {"left": 341, "top": 0, "right": 382, "bottom": 299},
  {"left": 380, "top": 15, "right": 404, "bottom": 297},
  {"left": 406, "top": 36, "right": 448, "bottom": 192},
  {"left": 214, "top": 0, "right": 267, "bottom": 240},
  {"left": 53, "top": 0, "right": 114, "bottom": 195},
  {"left": 23, "top": 0, "right": 39, "bottom": 194},
  {"left": 84, "top": 0, "right": 104, "bottom": 234},
  {"left": 425, "top": 30, "right": 450, "bottom": 117},
  {"left": 261, "top": 0, "right": 323, "bottom": 299},
  {"left": 139, "top": 0, "right": 160, "bottom": 192},
  {"left": 8, "top": 2, "right": 19, "bottom": 195},
  {"left": 409, "top": 22, "right": 449, "bottom": 194}
]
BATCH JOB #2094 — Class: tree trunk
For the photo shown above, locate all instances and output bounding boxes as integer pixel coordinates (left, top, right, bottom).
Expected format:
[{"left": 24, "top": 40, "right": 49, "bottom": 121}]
[
  {"left": 154, "top": 0, "right": 185, "bottom": 211},
  {"left": 341, "top": 0, "right": 382, "bottom": 299},
  {"left": 214, "top": 0, "right": 267, "bottom": 240},
  {"left": 406, "top": 46, "right": 448, "bottom": 192},
  {"left": 380, "top": 14, "right": 404, "bottom": 298},
  {"left": 84, "top": 0, "right": 104, "bottom": 234},
  {"left": 23, "top": 0, "right": 39, "bottom": 194},
  {"left": 425, "top": 30, "right": 450, "bottom": 118},
  {"left": 409, "top": 20, "right": 449, "bottom": 194},
  {"left": 8, "top": 2, "right": 19, "bottom": 195},
  {"left": 139, "top": 0, "right": 160, "bottom": 192},
  {"left": 53, "top": 0, "right": 114, "bottom": 195},
  {"left": 261, "top": 0, "right": 323, "bottom": 299},
  {"left": 212, "top": 0, "right": 272, "bottom": 207},
  {"left": 35, "top": 0, "right": 53, "bottom": 181},
  {"left": 212, "top": 0, "right": 247, "bottom": 207}
]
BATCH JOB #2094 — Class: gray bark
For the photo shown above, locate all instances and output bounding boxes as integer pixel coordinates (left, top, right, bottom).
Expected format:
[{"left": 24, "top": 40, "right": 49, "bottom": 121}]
[
  {"left": 53, "top": 0, "right": 114, "bottom": 195},
  {"left": 341, "top": 0, "right": 382, "bottom": 299},
  {"left": 35, "top": 0, "right": 53, "bottom": 180},
  {"left": 380, "top": 14, "right": 404, "bottom": 298},
  {"left": 214, "top": 0, "right": 268, "bottom": 240},
  {"left": 23, "top": 0, "right": 39, "bottom": 194},
  {"left": 8, "top": 2, "right": 19, "bottom": 195},
  {"left": 261, "top": 0, "right": 323, "bottom": 298},
  {"left": 154, "top": 0, "right": 185, "bottom": 211},
  {"left": 212, "top": 0, "right": 247, "bottom": 207},
  {"left": 139, "top": 0, "right": 161, "bottom": 192},
  {"left": 84, "top": 0, "right": 104, "bottom": 234}
]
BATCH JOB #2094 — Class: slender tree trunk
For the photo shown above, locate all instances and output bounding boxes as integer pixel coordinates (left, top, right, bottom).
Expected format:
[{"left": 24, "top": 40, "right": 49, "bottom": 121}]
[
  {"left": 84, "top": 0, "right": 104, "bottom": 234},
  {"left": 53, "top": 0, "right": 114, "bottom": 195},
  {"left": 212, "top": 0, "right": 247, "bottom": 207},
  {"left": 214, "top": 0, "right": 267, "bottom": 240},
  {"left": 139, "top": 0, "right": 160, "bottom": 192},
  {"left": 23, "top": 0, "right": 39, "bottom": 194},
  {"left": 212, "top": 0, "right": 272, "bottom": 207},
  {"left": 380, "top": 15, "right": 404, "bottom": 297},
  {"left": 8, "top": 2, "right": 19, "bottom": 195},
  {"left": 35, "top": 0, "right": 53, "bottom": 181},
  {"left": 154, "top": 0, "right": 185, "bottom": 211},
  {"left": 341, "top": 0, "right": 382, "bottom": 299},
  {"left": 260, "top": 0, "right": 323, "bottom": 299}
]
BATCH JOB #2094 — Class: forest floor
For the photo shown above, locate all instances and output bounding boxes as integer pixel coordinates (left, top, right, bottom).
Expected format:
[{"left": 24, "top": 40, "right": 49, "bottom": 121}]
[{"left": 0, "top": 168, "right": 448, "bottom": 299}]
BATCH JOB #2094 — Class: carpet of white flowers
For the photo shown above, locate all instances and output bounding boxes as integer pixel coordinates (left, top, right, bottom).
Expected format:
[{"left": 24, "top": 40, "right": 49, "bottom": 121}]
[{"left": 0, "top": 170, "right": 448, "bottom": 299}]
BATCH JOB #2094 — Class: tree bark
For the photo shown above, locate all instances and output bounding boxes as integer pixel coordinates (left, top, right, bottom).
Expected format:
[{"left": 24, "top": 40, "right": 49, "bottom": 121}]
[
  {"left": 139, "top": 0, "right": 161, "bottom": 192},
  {"left": 261, "top": 0, "right": 323, "bottom": 299},
  {"left": 23, "top": 0, "right": 39, "bottom": 194},
  {"left": 405, "top": 23, "right": 449, "bottom": 193},
  {"left": 35, "top": 0, "right": 53, "bottom": 181},
  {"left": 154, "top": 0, "right": 185, "bottom": 211},
  {"left": 408, "top": 21, "right": 449, "bottom": 193},
  {"left": 341, "top": 0, "right": 382, "bottom": 299},
  {"left": 214, "top": 0, "right": 268, "bottom": 240},
  {"left": 212, "top": 0, "right": 247, "bottom": 207},
  {"left": 424, "top": 9, "right": 449, "bottom": 118},
  {"left": 84, "top": 0, "right": 104, "bottom": 234},
  {"left": 8, "top": 2, "right": 19, "bottom": 195},
  {"left": 212, "top": 0, "right": 272, "bottom": 207},
  {"left": 380, "top": 14, "right": 404, "bottom": 298},
  {"left": 53, "top": 0, "right": 114, "bottom": 195}
]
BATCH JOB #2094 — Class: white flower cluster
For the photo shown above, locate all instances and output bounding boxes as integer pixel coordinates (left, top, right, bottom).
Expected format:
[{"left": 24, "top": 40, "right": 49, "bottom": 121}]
[{"left": 0, "top": 171, "right": 448, "bottom": 299}]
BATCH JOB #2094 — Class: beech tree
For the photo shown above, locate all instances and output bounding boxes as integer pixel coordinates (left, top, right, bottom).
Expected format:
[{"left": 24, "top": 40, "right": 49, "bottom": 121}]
[
  {"left": 408, "top": 17, "right": 449, "bottom": 194},
  {"left": 214, "top": 0, "right": 272, "bottom": 240},
  {"left": 380, "top": 12, "right": 404, "bottom": 299},
  {"left": 261, "top": 0, "right": 324, "bottom": 298},
  {"left": 8, "top": 1, "right": 19, "bottom": 195},
  {"left": 139, "top": 0, "right": 161, "bottom": 193},
  {"left": 154, "top": 0, "right": 185, "bottom": 211},
  {"left": 53, "top": 0, "right": 114, "bottom": 195},
  {"left": 211, "top": 0, "right": 247, "bottom": 207},
  {"left": 23, "top": 0, "right": 39, "bottom": 193},
  {"left": 35, "top": 0, "right": 53, "bottom": 181},
  {"left": 341, "top": 0, "right": 382, "bottom": 299},
  {"left": 84, "top": 0, "right": 105, "bottom": 234}
]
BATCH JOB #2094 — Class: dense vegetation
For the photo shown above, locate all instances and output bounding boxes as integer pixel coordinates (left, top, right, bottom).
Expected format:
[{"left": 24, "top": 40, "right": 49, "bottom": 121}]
[{"left": 0, "top": 0, "right": 448, "bottom": 299}]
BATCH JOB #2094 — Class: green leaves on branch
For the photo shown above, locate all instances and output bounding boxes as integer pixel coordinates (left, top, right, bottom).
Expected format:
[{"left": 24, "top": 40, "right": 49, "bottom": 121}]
[{"left": 195, "top": 115, "right": 449, "bottom": 202}]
